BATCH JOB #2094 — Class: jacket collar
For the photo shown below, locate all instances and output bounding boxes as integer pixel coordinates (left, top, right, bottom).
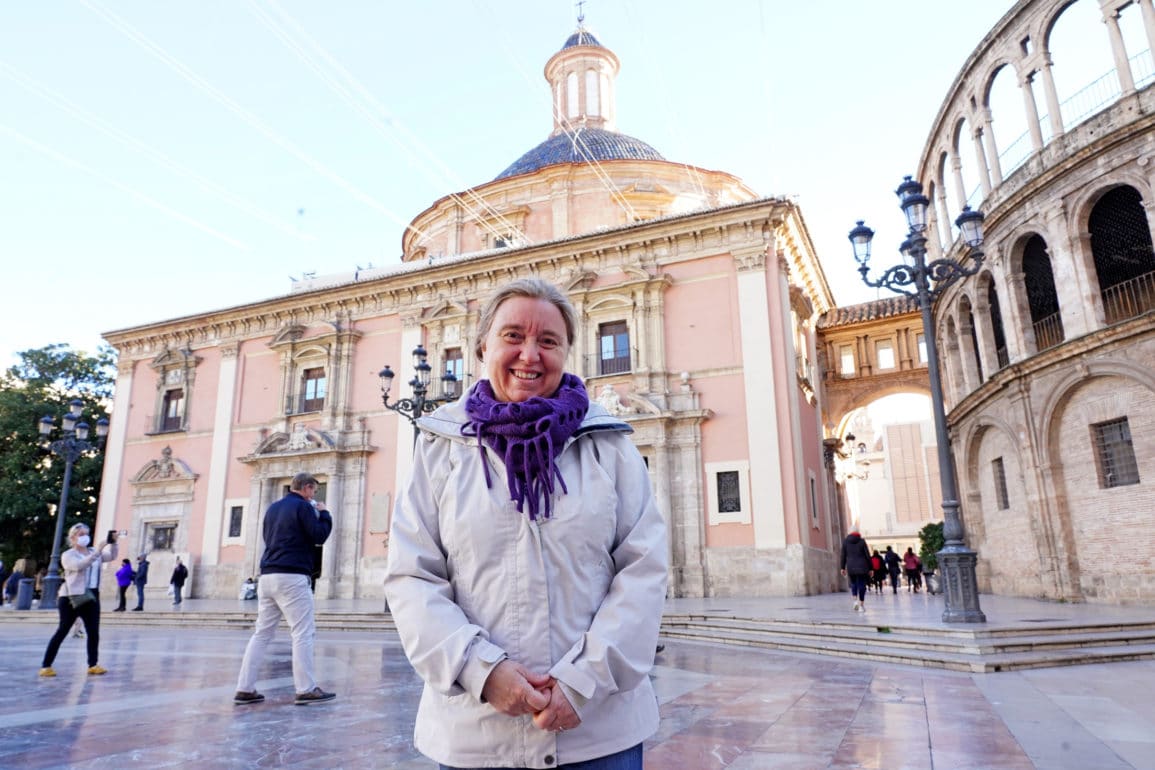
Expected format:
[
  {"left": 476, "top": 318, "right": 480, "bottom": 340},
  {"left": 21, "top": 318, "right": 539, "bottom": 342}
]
[{"left": 416, "top": 381, "right": 632, "bottom": 443}]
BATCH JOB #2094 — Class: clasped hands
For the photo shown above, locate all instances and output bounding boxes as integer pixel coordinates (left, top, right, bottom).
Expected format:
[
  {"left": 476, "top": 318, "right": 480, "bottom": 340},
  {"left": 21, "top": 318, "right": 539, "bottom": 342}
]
[{"left": 481, "top": 660, "right": 581, "bottom": 733}]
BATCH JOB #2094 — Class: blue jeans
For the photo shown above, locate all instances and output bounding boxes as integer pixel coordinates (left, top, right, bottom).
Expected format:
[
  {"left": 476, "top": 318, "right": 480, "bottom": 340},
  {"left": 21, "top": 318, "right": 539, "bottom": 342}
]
[
  {"left": 848, "top": 573, "right": 867, "bottom": 601},
  {"left": 135, "top": 582, "right": 145, "bottom": 609},
  {"left": 440, "top": 743, "right": 642, "bottom": 770},
  {"left": 172, "top": 584, "right": 183, "bottom": 604}
]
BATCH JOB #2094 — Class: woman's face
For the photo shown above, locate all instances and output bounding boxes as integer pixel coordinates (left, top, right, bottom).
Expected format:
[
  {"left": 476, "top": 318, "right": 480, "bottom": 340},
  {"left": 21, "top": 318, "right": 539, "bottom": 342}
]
[
  {"left": 71, "top": 527, "right": 90, "bottom": 547},
  {"left": 482, "top": 296, "right": 569, "bottom": 403}
]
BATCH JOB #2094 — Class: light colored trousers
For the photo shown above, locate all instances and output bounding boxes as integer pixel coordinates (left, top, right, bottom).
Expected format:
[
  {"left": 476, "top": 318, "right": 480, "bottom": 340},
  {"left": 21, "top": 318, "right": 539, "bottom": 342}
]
[{"left": 235, "top": 573, "right": 317, "bottom": 695}]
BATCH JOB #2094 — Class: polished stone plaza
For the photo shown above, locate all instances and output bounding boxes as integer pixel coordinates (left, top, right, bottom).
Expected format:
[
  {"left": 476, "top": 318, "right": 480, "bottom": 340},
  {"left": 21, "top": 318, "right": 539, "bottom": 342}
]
[{"left": 3, "top": 595, "right": 1155, "bottom": 769}]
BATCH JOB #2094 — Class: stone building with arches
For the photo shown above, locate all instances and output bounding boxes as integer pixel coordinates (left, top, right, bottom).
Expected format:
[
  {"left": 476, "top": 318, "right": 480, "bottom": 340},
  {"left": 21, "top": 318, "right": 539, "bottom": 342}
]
[
  {"left": 95, "top": 24, "right": 840, "bottom": 602},
  {"left": 912, "top": 0, "right": 1155, "bottom": 603}
]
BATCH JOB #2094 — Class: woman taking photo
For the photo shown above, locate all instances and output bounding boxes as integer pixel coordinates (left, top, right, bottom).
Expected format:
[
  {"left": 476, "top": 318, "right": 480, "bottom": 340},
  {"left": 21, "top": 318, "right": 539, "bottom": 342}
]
[
  {"left": 385, "top": 278, "right": 668, "bottom": 770},
  {"left": 40, "top": 522, "right": 117, "bottom": 676}
]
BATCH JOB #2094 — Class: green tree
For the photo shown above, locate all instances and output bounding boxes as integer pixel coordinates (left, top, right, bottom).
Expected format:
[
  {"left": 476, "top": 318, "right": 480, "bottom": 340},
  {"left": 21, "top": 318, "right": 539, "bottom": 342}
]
[
  {"left": 918, "top": 521, "right": 945, "bottom": 572},
  {"left": 0, "top": 344, "right": 116, "bottom": 573}
]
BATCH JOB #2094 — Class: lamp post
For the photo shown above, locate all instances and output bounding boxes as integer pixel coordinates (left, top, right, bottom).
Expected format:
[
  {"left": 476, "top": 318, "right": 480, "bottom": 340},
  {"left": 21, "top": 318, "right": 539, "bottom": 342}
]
[
  {"left": 378, "top": 345, "right": 459, "bottom": 446},
  {"left": 37, "top": 398, "right": 110, "bottom": 610},
  {"left": 848, "top": 175, "right": 987, "bottom": 623}
]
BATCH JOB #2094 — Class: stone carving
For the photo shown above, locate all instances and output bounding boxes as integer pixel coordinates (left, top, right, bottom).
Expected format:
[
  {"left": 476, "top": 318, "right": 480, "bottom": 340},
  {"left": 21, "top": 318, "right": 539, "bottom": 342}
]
[
  {"left": 131, "top": 446, "right": 197, "bottom": 483},
  {"left": 288, "top": 423, "right": 311, "bottom": 450},
  {"left": 597, "top": 384, "right": 633, "bottom": 416}
]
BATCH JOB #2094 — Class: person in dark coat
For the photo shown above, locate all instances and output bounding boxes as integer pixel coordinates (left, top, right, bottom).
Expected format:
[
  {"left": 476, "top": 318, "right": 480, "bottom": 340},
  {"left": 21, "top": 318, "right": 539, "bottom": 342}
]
[
  {"left": 133, "top": 554, "right": 149, "bottom": 611},
  {"left": 840, "top": 530, "right": 872, "bottom": 612},
  {"left": 884, "top": 546, "right": 902, "bottom": 594},
  {"left": 170, "top": 557, "right": 188, "bottom": 605}
]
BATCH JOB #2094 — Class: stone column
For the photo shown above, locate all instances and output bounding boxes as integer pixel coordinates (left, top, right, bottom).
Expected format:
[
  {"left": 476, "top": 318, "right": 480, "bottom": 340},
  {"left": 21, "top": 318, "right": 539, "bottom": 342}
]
[
  {"left": 1019, "top": 71, "right": 1046, "bottom": 153},
  {"left": 980, "top": 107, "right": 1003, "bottom": 185},
  {"left": 1038, "top": 55, "right": 1066, "bottom": 138},
  {"left": 1103, "top": 8, "right": 1137, "bottom": 94}
]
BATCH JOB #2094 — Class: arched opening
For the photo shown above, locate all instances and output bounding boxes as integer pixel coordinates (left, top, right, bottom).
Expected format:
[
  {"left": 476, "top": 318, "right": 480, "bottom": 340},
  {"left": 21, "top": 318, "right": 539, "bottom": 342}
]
[
  {"left": 959, "top": 295, "right": 984, "bottom": 386},
  {"left": 1088, "top": 185, "right": 1155, "bottom": 323},
  {"left": 987, "top": 63, "right": 1029, "bottom": 179},
  {"left": 836, "top": 393, "right": 938, "bottom": 549},
  {"left": 1022, "top": 234, "right": 1065, "bottom": 351},
  {"left": 983, "top": 274, "right": 1009, "bottom": 369}
]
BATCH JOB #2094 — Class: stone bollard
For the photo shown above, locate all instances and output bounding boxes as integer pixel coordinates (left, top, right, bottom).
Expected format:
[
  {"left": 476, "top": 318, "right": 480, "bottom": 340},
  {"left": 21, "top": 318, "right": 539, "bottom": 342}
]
[{"left": 15, "top": 578, "right": 35, "bottom": 610}]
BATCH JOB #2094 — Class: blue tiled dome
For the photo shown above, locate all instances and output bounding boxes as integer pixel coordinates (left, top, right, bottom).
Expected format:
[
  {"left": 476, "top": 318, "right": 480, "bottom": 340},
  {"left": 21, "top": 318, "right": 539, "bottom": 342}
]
[
  {"left": 495, "top": 127, "right": 664, "bottom": 180},
  {"left": 562, "top": 29, "right": 603, "bottom": 49}
]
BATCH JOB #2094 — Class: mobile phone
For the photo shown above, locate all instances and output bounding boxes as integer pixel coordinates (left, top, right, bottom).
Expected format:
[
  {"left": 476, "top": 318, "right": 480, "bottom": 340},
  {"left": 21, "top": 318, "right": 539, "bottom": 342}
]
[{"left": 108, "top": 529, "right": 118, "bottom": 544}]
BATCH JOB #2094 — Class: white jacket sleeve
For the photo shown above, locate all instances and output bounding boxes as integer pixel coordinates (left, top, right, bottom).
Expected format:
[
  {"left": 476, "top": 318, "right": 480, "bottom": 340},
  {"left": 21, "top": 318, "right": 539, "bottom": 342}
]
[
  {"left": 383, "top": 434, "right": 507, "bottom": 700},
  {"left": 548, "top": 432, "right": 669, "bottom": 713}
]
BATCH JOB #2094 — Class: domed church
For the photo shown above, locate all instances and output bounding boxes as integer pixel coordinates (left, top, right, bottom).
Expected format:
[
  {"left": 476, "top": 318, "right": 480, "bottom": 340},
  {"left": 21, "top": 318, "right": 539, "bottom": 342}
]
[{"left": 97, "top": 22, "right": 839, "bottom": 602}]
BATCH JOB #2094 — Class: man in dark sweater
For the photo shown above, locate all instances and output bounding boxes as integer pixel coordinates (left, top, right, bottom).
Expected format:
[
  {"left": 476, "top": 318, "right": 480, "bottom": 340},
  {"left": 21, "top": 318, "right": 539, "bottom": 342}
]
[{"left": 233, "top": 472, "right": 334, "bottom": 706}]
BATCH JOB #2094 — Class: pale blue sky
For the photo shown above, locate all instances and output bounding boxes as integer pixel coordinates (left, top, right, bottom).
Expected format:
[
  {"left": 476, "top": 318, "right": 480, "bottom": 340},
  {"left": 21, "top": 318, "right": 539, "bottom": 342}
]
[{"left": 2, "top": 0, "right": 1019, "bottom": 367}]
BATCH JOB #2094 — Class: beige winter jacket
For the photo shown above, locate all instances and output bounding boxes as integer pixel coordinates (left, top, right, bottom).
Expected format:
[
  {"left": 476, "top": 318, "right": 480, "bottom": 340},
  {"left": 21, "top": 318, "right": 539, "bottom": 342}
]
[
  {"left": 384, "top": 395, "right": 668, "bottom": 769},
  {"left": 61, "top": 542, "right": 117, "bottom": 597}
]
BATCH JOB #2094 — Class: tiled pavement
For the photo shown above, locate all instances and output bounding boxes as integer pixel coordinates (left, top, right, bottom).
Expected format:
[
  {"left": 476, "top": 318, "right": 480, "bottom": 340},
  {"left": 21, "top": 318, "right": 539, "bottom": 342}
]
[{"left": 3, "top": 592, "right": 1155, "bottom": 769}]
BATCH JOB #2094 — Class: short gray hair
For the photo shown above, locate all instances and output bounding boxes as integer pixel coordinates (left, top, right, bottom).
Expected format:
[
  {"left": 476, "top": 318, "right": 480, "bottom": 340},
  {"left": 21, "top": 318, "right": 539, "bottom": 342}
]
[
  {"left": 289, "top": 472, "right": 319, "bottom": 491},
  {"left": 474, "top": 278, "right": 577, "bottom": 361}
]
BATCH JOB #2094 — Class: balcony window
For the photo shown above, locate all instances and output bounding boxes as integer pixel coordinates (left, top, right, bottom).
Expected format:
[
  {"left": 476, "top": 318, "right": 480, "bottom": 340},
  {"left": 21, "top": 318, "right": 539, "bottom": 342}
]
[
  {"left": 299, "top": 367, "right": 326, "bottom": 413},
  {"left": 161, "top": 388, "right": 184, "bottom": 432},
  {"left": 598, "top": 321, "right": 630, "bottom": 375}
]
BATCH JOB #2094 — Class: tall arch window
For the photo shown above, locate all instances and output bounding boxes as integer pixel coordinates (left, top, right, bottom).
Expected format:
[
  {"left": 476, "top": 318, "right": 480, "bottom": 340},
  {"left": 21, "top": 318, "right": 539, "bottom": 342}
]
[
  {"left": 1089, "top": 185, "right": 1155, "bottom": 324},
  {"left": 598, "top": 321, "right": 630, "bottom": 375},
  {"left": 566, "top": 71, "right": 579, "bottom": 118},
  {"left": 585, "top": 69, "right": 599, "bottom": 116},
  {"left": 1023, "top": 235, "right": 1064, "bottom": 351},
  {"left": 986, "top": 278, "right": 1009, "bottom": 369},
  {"left": 299, "top": 367, "right": 327, "bottom": 412}
]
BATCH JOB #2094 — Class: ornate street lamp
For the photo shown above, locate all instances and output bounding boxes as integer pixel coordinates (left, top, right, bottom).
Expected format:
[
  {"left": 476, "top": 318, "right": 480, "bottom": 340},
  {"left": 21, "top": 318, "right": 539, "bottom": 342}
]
[
  {"left": 849, "top": 176, "right": 987, "bottom": 623},
  {"left": 38, "top": 399, "right": 110, "bottom": 610},
  {"left": 378, "top": 345, "right": 458, "bottom": 446}
]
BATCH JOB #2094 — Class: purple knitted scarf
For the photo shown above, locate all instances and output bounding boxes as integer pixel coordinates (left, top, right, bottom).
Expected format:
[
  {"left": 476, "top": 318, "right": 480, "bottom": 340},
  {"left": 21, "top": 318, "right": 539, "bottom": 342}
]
[{"left": 463, "top": 373, "right": 589, "bottom": 520}]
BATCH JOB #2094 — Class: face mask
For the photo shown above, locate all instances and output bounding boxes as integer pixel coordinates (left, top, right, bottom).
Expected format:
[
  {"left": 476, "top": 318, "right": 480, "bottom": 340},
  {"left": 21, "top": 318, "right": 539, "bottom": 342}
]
[{"left": 77, "top": 535, "right": 91, "bottom": 547}]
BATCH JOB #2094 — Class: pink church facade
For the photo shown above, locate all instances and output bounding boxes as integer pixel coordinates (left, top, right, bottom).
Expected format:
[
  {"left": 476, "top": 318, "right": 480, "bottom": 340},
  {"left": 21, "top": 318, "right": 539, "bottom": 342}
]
[{"left": 95, "top": 25, "right": 839, "bottom": 602}]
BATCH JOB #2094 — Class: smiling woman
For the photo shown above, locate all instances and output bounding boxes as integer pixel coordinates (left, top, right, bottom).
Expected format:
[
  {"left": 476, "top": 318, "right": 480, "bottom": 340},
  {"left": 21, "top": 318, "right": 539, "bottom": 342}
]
[{"left": 384, "top": 277, "right": 669, "bottom": 769}]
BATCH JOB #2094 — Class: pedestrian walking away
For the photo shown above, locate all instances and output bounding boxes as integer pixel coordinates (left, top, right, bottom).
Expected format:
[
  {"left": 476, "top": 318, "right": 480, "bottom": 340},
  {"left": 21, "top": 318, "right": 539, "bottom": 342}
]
[
  {"left": 40, "top": 523, "right": 117, "bottom": 677},
  {"left": 384, "top": 279, "right": 668, "bottom": 770},
  {"left": 841, "top": 530, "right": 872, "bottom": 612},
  {"left": 884, "top": 546, "right": 902, "bottom": 594},
  {"left": 133, "top": 554, "right": 149, "bottom": 610},
  {"left": 169, "top": 557, "right": 188, "bottom": 605},
  {"left": 903, "top": 547, "right": 923, "bottom": 592},
  {"left": 234, "top": 472, "right": 335, "bottom": 706},
  {"left": 113, "top": 558, "right": 134, "bottom": 611}
]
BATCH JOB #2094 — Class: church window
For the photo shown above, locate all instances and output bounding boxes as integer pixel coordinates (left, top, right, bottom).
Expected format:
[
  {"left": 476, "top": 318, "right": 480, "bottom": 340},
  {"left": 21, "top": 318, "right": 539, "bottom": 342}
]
[
  {"left": 566, "top": 71, "right": 579, "bottom": 118},
  {"left": 706, "top": 461, "right": 751, "bottom": 525},
  {"left": 876, "top": 339, "right": 896, "bottom": 369},
  {"left": 161, "top": 388, "right": 184, "bottom": 432},
  {"left": 992, "top": 457, "right": 1009, "bottom": 510},
  {"left": 598, "top": 321, "right": 630, "bottom": 375},
  {"left": 299, "top": 367, "right": 327, "bottom": 413},
  {"left": 840, "top": 345, "right": 855, "bottom": 376},
  {"left": 1092, "top": 418, "right": 1140, "bottom": 488},
  {"left": 443, "top": 347, "right": 464, "bottom": 398},
  {"left": 916, "top": 334, "right": 928, "bottom": 364},
  {"left": 149, "top": 522, "right": 176, "bottom": 552},
  {"left": 585, "top": 69, "right": 599, "bottom": 116},
  {"left": 227, "top": 506, "right": 244, "bottom": 538}
]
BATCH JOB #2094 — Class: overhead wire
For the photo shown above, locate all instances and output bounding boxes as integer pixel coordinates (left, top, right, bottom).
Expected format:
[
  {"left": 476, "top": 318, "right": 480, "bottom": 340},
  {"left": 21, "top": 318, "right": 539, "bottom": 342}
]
[
  {"left": 77, "top": 0, "right": 428, "bottom": 242},
  {"left": 0, "top": 123, "right": 247, "bottom": 250},
  {"left": 0, "top": 59, "right": 315, "bottom": 242},
  {"left": 249, "top": 0, "right": 529, "bottom": 250},
  {"left": 619, "top": 1, "right": 708, "bottom": 200}
]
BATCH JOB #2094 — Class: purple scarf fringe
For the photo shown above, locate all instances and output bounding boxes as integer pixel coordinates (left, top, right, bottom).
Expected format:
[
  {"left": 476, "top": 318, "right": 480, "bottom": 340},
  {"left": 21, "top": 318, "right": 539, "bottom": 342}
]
[{"left": 463, "top": 374, "right": 589, "bottom": 520}]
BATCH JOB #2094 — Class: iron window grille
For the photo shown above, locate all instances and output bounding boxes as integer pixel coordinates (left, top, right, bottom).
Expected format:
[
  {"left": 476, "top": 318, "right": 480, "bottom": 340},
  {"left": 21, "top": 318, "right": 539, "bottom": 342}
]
[{"left": 1091, "top": 418, "right": 1141, "bottom": 488}]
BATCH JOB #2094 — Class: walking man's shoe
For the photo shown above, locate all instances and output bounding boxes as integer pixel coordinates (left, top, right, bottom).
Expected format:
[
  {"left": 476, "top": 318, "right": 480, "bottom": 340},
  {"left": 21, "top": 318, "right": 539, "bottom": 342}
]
[
  {"left": 39, "top": 667, "right": 56, "bottom": 677},
  {"left": 294, "top": 687, "right": 336, "bottom": 705},
  {"left": 233, "top": 691, "right": 265, "bottom": 705},
  {"left": 132, "top": 607, "right": 143, "bottom": 611},
  {"left": 87, "top": 665, "right": 108, "bottom": 676}
]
